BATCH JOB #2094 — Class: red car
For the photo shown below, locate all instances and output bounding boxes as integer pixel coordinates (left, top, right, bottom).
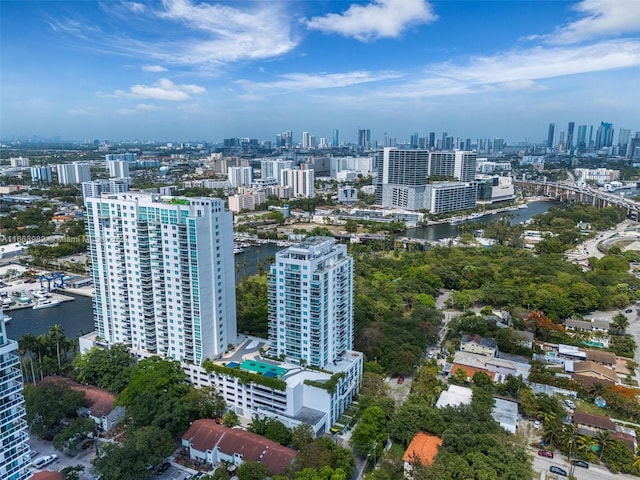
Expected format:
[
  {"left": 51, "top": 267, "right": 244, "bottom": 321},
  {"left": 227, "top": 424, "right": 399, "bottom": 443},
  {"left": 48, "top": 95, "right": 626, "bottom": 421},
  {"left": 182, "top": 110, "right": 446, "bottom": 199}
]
[
  {"left": 397, "top": 376, "right": 404, "bottom": 384},
  {"left": 538, "top": 450, "right": 554, "bottom": 459}
]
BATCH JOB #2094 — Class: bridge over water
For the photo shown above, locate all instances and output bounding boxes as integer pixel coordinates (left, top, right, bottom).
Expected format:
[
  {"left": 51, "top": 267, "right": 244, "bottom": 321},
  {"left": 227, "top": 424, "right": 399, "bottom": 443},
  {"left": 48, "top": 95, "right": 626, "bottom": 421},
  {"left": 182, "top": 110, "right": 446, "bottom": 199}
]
[{"left": 515, "top": 180, "right": 640, "bottom": 221}]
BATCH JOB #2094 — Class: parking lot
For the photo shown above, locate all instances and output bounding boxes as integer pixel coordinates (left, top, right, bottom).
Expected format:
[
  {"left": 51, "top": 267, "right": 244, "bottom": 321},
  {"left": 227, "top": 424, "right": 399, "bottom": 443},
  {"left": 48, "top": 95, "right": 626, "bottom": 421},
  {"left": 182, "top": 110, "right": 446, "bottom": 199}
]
[{"left": 27, "top": 435, "right": 197, "bottom": 480}]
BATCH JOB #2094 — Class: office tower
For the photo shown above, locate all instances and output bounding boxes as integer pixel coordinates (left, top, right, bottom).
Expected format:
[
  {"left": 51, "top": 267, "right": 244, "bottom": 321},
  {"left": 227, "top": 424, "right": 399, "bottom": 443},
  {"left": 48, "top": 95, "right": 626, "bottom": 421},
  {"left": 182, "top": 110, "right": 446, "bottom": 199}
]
[
  {"left": 227, "top": 166, "right": 253, "bottom": 188},
  {"left": 85, "top": 193, "right": 236, "bottom": 364},
  {"left": 281, "top": 168, "right": 315, "bottom": 198},
  {"left": 57, "top": 162, "right": 91, "bottom": 185},
  {"left": 576, "top": 125, "right": 587, "bottom": 153},
  {"left": 618, "top": 129, "right": 631, "bottom": 157},
  {"left": 308, "top": 135, "right": 316, "bottom": 149},
  {"left": 558, "top": 131, "right": 566, "bottom": 151},
  {"left": 492, "top": 138, "right": 505, "bottom": 153},
  {"left": 332, "top": 129, "right": 339, "bottom": 147},
  {"left": 566, "top": 122, "right": 575, "bottom": 152},
  {"left": 357, "top": 129, "right": 371, "bottom": 149},
  {"left": 410, "top": 132, "right": 419, "bottom": 148},
  {"left": 106, "top": 160, "right": 130, "bottom": 178},
  {"left": 429, "top": 151, "right": 477, "bottom": 182},
  {"left": 588, "top": 125, "right": 594, "bottom": 151},
  {"left": 464, "top": 138, "right": 472, "bottom": 151},
  {"left": 261, "top": 159, "right": 293, "bottom": 183},
  {"left": 629, "top": 132, "right": 640, "bottom": 159},
  {"left": 428, "top": 132, "right": 435, "bottom": 149},
  {"left": 444, "top": 136, "right": 454, "bottom": 150},
  {"left": 547, "top": 123, "right": 556, "bottom": 149},
  {"left": 0, "top": 315, "right": 31, "bottom": 480},
  {"left": 302, "top": 132, "right": 310, "bottom": 149},
  {"left": 596, "top": 122, "right": 614, "bottom": 149},
  {"left": 268, "top": 237, "right": 353, "bottom": 368},
  {"left": 30, "top": 165, "right": 52, "bottom": 183}
]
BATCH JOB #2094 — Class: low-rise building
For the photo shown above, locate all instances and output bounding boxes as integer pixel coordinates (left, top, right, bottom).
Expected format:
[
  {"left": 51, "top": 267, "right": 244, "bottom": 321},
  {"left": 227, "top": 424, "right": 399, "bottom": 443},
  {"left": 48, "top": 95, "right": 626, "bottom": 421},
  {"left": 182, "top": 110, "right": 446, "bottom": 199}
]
[
  {"left": 402, "top": 432, "right": 443, "bottom": 479},
  {"left": 435, "top": 385, "right": 473, "bottom": 409},
  {"left": 492, "top": 398, "right": 518, "bottom": 434},
  {"left": 460, "top": 335, "right": 498, "bottom": 357},
  {"left": 184, "top": 337, "right": 362, "bottom": 435},
  {"left": 182, "top": 419, "right": 296, "bottom": 475},
  {"left": 571, "top": 361, "right": 618, "bottom": 384}
]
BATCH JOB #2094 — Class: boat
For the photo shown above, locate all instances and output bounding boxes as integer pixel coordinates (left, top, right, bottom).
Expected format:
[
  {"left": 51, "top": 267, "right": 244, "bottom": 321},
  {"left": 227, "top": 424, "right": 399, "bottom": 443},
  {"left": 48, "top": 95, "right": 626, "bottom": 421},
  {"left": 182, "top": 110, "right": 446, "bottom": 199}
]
[
  {"left": 2, "top": 298, "right": 15, "bottom": 307},
  {"left": 32, "top": 300, "right": 61, "bottom": 310},
  {"left": 234, "top": 247, "right": 246, "bottom": 254},
  {"left": 3, "top": 315, "right": 11, "bottom": 324},
  {"left": 518, "top": 204, "right": 528, "bottom": 209}
]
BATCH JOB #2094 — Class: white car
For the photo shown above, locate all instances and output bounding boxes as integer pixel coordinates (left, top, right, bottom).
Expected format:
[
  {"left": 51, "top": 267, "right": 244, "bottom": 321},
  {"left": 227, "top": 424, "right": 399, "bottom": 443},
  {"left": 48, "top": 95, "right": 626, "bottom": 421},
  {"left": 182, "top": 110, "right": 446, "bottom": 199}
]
[
  {"left": 32, "top": 454, "right": 57, "bottom": 469},
  {"left": 564, "top": 399, "right": 576, "bottom": 410},
  {"left": 533, "top": 420, "right": 541, "bottom": 429}
]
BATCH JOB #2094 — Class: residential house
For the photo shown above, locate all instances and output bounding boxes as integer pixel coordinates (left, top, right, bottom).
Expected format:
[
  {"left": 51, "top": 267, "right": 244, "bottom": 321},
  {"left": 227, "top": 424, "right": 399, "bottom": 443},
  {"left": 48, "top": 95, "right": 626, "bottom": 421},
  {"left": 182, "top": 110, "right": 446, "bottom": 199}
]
[
  {"left": 492, "top": 398, "right": 519, "bottom": 434},
  {"left": 585, "top": 349, "right": 616, "bottom": 367},
  {"left": 435, "top": 385, "right": 473, "bottom": 409},
  {"left": 182, "top": 419, "right": 297, "bottom": 475},
  {"left": 573, "top": 411, "right": 616, "bottom": 437},
  {"left": 513, "top": 330, "right": 534, "bottom": 349},
  {"left": 571, "top": 361, "right": 618, "bottom": 385},
  {"left": 460, "top": 335, "right": 498, "bottom": 357},
  {"left": 402, "top": 432, "right": 443, "bottom": 479}
]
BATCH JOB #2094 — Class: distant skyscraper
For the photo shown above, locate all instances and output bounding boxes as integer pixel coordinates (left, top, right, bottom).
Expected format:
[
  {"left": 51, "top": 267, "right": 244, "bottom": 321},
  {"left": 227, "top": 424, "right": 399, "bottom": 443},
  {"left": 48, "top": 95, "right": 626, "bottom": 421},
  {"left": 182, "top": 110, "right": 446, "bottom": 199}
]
[
  {"left": 268, "top": 237, "right": 353, "bottom": 368},
  {"left": 358, "top": 129, "right": 371, "bottom": 149},
  {"left": 0, "top": 315, "right": 31, "bottom": 480},
  {"left": 429, "top": 132, "right": 435, "bottom": 149},
  {"left": 85, "top": 193, "right": 236, "bottom": 364},
  {"left": 332, "top": 129, "right": 339, "bottom": 147},
  {"left": 228, "top": 166, "right": 253, "bottom": 188},
  {"left": 596, "top": 122, "right": 614, "bottom": 149},
  {"left": 567, "top": 122, "right": 575, "bottom": 152},
  {"left": 576, "top": 125, "right": 587, "bottom": 153},
  {"left": 302, "top": 131, "right": 310, "bottom": 149},
  {"left": 547, "top": 123, "right": 556, "bottom": 149},
  {"left": 281, "top": 168, "right": 315, "bottom": 198},
  {"left": 261, "top": 159, "right": 293, "bottom": 183},
  {"left": 106, "top": 160, "right": 130, "bottom": 178},
  {"left": 618, "top": 128, "right": 631, "bottom": 156},
  {"left": 410, "top": 132, "right": 419, "bottom": 148}
]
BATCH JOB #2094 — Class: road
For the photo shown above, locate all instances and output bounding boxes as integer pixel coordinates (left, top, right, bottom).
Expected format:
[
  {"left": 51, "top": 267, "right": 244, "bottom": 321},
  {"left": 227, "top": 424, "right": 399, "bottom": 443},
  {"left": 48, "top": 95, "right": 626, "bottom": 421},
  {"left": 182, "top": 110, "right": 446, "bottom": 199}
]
[{"left": 532, "top": 451, "right": 633, "bottom": 480}]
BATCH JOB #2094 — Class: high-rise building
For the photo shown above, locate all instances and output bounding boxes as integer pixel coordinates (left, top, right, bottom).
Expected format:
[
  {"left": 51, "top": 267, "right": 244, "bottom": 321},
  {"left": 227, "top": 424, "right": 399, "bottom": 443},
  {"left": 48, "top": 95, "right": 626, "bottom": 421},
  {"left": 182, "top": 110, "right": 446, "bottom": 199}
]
[
  {"left": 332, "top": 129, "right": 339, "bottom": 147},
  {"left": 429, "top": 151, "right": 477, "bottom": 182},
  {"left": 595, "top": 122, "right": 614, "bottom": 149},
  {"left": 547, "top": 123, "right": 556, "bottom": 149},
  {"left": 85, "top": 193, "right": 236, "bottom": 365},
  {"left": 106, "top": 160, "right": 130, "bottom": 178},
  {"left": 0, "top": 315, "right": 31, "bottom": 480},
  {"left": 618, "top": 129, "right": 631, "bottom": 157},
  {"left": 268, "top": 237, "right": 353, "bottom": 368},
  {"left": 9, "top": 157, "right": 29, "bottom": 167},
  {"left": 105, "top": 153, "right": 137, "bottom": 162},
  {"left": 57, "top": 162, "right": 91, "bottom": 185},
  {"left": 429, "top": 132, "right": 436, "bottom": 149},
  {"left": 357, "top": 129, "right": 370, "bottom": 149},
  {"left": 566, "top": 122, "right": 575, "bottom": 152},
  {"left": 261, "top": 159, "right": 293, "bottom": 183},
  {"left": 281, "top": 168, "right": 315, "bottom": 198},
  {"left": 576, "top": 125, "right": 588, "bottom": 153},
  {"left": 30, "top": 165, "right": 52, "bottom": 183},
  {"left": 302, "top": 131, "right": 310, "bottom": 149},
  {"left": 81, "top": 179, "right": 129, "bottom": 201},
  {"left": 410, "top": 132, "right": 419, "bottom": 149},
  {"left": 228, "top": 166, "right": 253, "bottom": 188}
]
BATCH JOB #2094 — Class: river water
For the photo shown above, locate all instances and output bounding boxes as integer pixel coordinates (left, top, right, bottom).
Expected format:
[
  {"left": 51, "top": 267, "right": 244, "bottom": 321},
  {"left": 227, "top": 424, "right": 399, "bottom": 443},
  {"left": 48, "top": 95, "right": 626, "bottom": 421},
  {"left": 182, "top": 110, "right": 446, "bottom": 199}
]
[{"left": 5, "top": 201, "right": 554, "bottom": 342}]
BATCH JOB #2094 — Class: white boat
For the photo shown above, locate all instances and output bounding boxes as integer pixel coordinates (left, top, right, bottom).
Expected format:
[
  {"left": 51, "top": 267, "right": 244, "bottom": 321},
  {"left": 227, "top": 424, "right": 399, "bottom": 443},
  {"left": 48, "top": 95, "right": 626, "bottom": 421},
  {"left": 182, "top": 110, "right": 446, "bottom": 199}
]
[
  {"left": 3, "top": 316, "right": 11, "bottom": 324},
  {"left": 234, "top": 247, "right": 246, "bottom": 254},
  {"left": 2, "top": 298, "right": 15, "bottom": 306},
  {"left": 32, "top": 300, "right": 61, "bottom": 310},
  {"left": 518, "top": 204, "right": 528, "bottom": 209}
]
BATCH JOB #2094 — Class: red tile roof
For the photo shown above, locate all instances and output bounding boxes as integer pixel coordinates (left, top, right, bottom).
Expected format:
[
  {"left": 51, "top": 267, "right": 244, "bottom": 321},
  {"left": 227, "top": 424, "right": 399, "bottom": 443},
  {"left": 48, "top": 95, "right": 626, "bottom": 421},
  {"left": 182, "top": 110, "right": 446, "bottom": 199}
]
[
  {"left": 182, "top": 419, "right": 297, "bottom": 475},
  {"left": 403, "top": 432, "right": 443, "bottom": 466},
  {"left": 449, "top": 363, "right": 496, "bottom": 381},
  {"left": 40, "top": 376, "right": 117, "bottom": 417},
  {"left": 32, "top": 472, "right": 64, "bottom": 480}
]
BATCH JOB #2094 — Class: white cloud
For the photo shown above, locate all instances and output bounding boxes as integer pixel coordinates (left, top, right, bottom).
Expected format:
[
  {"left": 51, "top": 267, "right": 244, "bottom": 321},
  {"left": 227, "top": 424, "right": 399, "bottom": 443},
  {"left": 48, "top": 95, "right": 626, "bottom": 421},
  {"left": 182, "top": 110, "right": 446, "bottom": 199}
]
[
  {"left": 304, "top": 0, "right": 437, "bottom": 41},
  {"left": 125, "top": 2, "right": 145, "bottom": 14},
  {"left": 100, "top": 78, "right": 206, "bottom": 101},
  {"left": 66, "top": 107, "right": 97, "bottom": 116},
  {"left": 134, "top": 103, "right": 163, "bottom": 112},
  {"left": 546, "top": 0, "right": 640, "bottom": 44},
  {"left": 238, "top": 71, "right": 402, "bottom": 92},
  {"left": 142, "top": 65, "right": 167, "bottom": 72}
]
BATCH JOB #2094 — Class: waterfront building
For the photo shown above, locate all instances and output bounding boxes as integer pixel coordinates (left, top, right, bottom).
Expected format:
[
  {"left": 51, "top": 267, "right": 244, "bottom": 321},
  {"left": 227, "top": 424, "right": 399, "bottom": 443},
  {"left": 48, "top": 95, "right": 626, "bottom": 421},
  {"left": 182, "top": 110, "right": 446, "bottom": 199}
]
[
  {"left": 85, "top": 192, "right": 236, "bottom": 365},
  {"left": 574, "top": 168, "right": 619, "bottom": 184},
  {"left": 429, "top": 151, "right": 477, "bottom": 182},
  {"left": 268, "top": 237, "right": 353, "bottom": 368},
  {"left": 57, "top": 162, "right": 91, "bottom": 185},
  {"left": 30, "top": 165, "right": 52, "bottom": 183},
  {"left": 0, "top": 314, "right": 31, "bottom": 480},
  {"left": 424, "top": 182, "right": 478, "bottom": 215}
]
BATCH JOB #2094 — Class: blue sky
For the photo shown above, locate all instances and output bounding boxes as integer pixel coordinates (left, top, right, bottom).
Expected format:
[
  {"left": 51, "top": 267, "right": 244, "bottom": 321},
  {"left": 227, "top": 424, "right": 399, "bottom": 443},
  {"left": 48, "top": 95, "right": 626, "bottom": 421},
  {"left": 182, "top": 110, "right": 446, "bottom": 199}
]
[{"left": 1, "top": 0, "right": 639, "bottom": 144}]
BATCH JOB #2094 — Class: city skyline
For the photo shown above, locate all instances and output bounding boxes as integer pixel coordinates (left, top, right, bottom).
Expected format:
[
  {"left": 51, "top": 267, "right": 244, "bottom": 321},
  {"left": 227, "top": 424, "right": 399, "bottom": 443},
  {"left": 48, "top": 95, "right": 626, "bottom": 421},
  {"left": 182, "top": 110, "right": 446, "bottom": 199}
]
[{"left": 1, "top": 0, "right": 639, "bottom": 142}]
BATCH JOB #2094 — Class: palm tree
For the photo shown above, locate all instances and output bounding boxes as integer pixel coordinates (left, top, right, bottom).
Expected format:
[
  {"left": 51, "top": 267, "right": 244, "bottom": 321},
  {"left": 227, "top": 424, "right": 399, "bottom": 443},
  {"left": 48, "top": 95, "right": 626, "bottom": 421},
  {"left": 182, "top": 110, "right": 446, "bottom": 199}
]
[
  {"left": 594, "top": 430, "right": 616, "bottom": 461},
  {"left": 611, "top": 313, "right": 630, "bottom": 335},
  {"left": 588, "top": 382, "right": 607, "bottom": 400},
  {"left": 542, "top": 421, "right": 563, "bottom": 450}
]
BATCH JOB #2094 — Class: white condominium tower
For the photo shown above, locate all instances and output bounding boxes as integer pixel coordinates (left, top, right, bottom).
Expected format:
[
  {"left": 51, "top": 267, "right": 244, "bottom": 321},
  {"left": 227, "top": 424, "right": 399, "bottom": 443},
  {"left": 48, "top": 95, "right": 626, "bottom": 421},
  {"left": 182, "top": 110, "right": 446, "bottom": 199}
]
[
  {"left": 0, "top": 315, "right": 31, "bottom": 480},
  {"left": 268, "top": 237, "right": 353, "bottom": 369},
  {"left": 57, "top": 161, "right": 91, "bottom": 185},
  {"left": 85, "top": 193, "right": 237, "bottom": 365}
]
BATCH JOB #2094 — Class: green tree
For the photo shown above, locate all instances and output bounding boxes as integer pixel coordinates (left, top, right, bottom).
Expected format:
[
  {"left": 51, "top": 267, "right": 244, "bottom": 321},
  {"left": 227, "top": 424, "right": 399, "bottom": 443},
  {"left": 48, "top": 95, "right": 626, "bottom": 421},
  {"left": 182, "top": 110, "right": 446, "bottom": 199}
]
[
  {"left": 24, "top": 382, "right": 85, "bottom": 436},
  {"left": 72, "top": 344, "right": 134, "bottom": 393},
  {"left": 237, "top": 461, "right": 268, "bottom": 480},
  {"left": 594, "top": 430, "right": 616, "bottom": 461},
  {"left": 53, "top": 417, "right": 96, "bottom": 452},
  {"left": 611, "top": 313, "right": 630, "bottom": 335},
  {"left": 223, "top": 410, "right": 239, "bottom": 427},
  {"left": 248, "top": 416, "right": 292, "bottom": 446},
  {"left": 92, "top": 442, "right": 151, "bottom": 480},
  {"left": 350, "top": 406, "right": 387, "bottom": 457},
  {"left": 291, "top": 423, "right": 315, "bottom": 450}
]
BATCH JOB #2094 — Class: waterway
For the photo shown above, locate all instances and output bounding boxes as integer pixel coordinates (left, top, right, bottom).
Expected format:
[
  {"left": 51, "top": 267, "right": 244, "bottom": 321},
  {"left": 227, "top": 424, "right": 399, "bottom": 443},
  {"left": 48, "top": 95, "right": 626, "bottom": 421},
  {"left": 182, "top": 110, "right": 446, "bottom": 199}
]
[{"left": 5, "top": 200, "right": 555, "bottom": 342}]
